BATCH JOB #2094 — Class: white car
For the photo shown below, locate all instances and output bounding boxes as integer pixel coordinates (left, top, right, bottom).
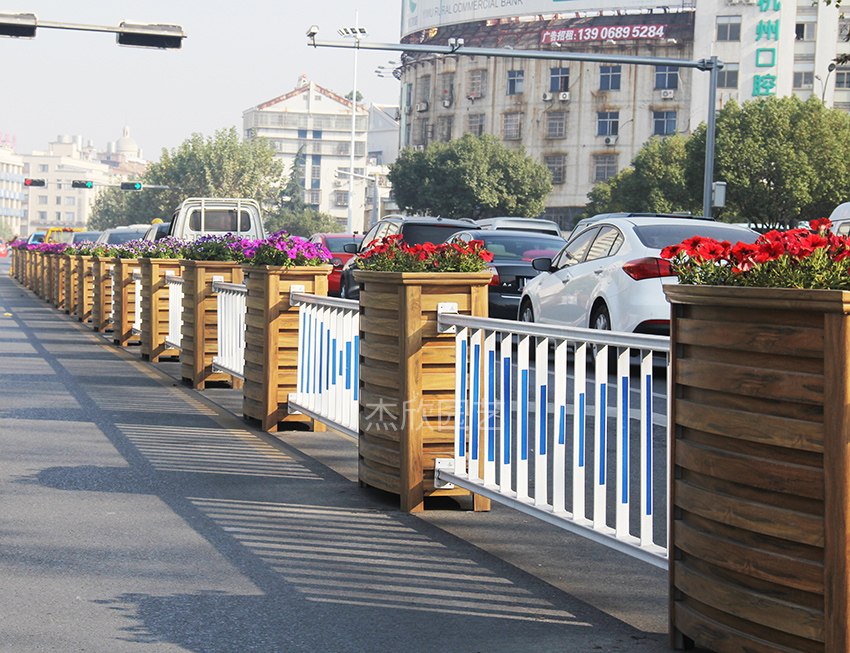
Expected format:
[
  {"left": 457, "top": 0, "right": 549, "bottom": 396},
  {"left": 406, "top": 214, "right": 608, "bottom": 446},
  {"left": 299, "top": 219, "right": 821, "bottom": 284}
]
[{"left": 518, "top": 215, "right": 758, "bottom": 335}]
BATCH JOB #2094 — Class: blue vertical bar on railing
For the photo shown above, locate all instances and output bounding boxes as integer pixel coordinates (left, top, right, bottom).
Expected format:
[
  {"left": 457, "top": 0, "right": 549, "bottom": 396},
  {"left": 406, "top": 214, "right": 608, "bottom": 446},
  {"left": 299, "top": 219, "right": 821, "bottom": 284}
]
[
  {"left": 299, "top": 310, "right": 307, "bottom": 392},
  {"left": 521, "top": 369, "right": 529, "bottom": 461},
  {"left": 559, "top": 405, "right": 565, "bottom": 445},
  {"left": 325, "top": 328, "right": 331, "bottom": 391},
  {"left": 645, "top": 372, "right": 653, "bottom": 515},
  {"left": 488, "top": 349, "right": 495, "bottom": 463},
  {"left": 502, "top": 355, "right": 511, "bottom": 465},
  {"left": 621, "top": 375, "right": 630, "bottom": 505},
  {"left": 318, "top": 319, "right": 324, "bottom": 395},
  {"left": 471, "top": 342, "right": 481, "bottom": 465},
  {"left": 539, "top": 384, "right": 547, "bottom": 456},
  {"left": 332, "top": 337, "right": 337, "bottom": 386},
  {"left": 345, "top": 341, "right": 352, "bottom": 390},
  {"left": 305, "top": 314, "right": 313, "bottom": 395},
  {"left": 579, "top": 392, "right": 586, "bottom": 467},
  {"left": 599, "top": 383, "right": 607, "bottom": 485},
  {"left": 459, "top": 338, "right": 468, "bottom": 458},
  {"left": 353, "top": 335, "right": 359, "bottom": 401}
]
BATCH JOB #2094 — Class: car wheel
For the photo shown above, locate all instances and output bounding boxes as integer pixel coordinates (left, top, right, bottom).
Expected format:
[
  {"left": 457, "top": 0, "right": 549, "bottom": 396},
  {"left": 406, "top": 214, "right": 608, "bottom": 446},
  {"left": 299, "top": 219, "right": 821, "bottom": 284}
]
[
  {"left": 591, "top": 303, "right": 611, "bottom": 332},
  {"left": 519, "top": 300, "right": 534, "bottom": 323}
]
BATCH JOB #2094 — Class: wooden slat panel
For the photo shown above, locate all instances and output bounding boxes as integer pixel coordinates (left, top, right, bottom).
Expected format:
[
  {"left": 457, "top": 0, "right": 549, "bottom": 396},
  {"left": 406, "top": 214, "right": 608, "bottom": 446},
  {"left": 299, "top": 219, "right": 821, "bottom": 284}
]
[
  {"left": 674, "top": 561, "right": 824, "bottom": 642},
  {"left": 682, "top": 343, "right": 824, "bottom": 376},
  {"left": 359, "top": 433, "right": 400, "bottom": 468},
  {"left": 359, "top": 291, "right": 399, "bottom": 310},
  {"left": 676, "top": 399, "right": 823, "bottom": 453},
  {"left": 676, "top": 358, "right": 823, "bottom": 405},
  {"left": 360, "top": 340, "right": 400, "bottom": 365},
  {"left": 360, "top": 315, "right": 403, "bottom": 338},
  {"left": 359, "top": 463, "right": 401, "bottom": 494},
  {"left": 676, "top": 439, "right": 824, "bottom": 499},
  {"left": 676, "top": 318, "right": 824, "bottom": 358},
  {"left": 676, "top": 520, "right": 824, "bottom": 594},
  {"left": 675, "top": 479, "right": 824, "bottom": 546}
]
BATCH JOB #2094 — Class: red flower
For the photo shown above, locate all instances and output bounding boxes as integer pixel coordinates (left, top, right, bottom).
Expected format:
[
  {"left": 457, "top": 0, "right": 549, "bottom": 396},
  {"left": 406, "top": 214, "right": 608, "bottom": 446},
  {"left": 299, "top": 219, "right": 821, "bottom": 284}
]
[
  {"left": 660, "top": 244, "right": 684, "bottom": 259},
  {"left": 696, "top": 239, "right": 730, "bottom": 261},
  {"left": 809, "top": 218, "right": 832, "bottom": 234}
]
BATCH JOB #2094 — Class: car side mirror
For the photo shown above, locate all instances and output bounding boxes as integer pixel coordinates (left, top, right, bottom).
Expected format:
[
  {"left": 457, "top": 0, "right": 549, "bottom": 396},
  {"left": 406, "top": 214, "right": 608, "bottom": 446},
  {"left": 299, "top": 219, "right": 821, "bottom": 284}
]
[
  {"left": 531, "top": 257, "right": 552, "bottom": 272},
  {"left": 343, "top": 243, "right": 358, "bottom": 254}
]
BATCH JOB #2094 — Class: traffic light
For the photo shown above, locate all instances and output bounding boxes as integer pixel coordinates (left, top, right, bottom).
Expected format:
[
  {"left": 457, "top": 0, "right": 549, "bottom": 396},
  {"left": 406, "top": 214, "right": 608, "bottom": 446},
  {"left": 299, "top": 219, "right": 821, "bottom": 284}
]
[
  {"left": 72, "top": 180, "right": 93, "bottom": 189},
  {"left": 24, "top": 178, "right": 45, "bottom": 187},
  {"left": 120, "top": 182, "right": 143, "bottom": 191}
]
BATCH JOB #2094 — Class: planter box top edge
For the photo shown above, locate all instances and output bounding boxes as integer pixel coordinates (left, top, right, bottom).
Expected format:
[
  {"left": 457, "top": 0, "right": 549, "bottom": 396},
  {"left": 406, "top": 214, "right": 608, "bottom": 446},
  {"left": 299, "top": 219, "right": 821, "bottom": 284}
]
[
  {"left": 242, "top": 263, "right": 332, "bottom": 273},
  {"left": 665, "top": 284, "right": 850, "bottom": 314},
  {"left": 354, "top": 270, "right": 493, "bottom": 285}
]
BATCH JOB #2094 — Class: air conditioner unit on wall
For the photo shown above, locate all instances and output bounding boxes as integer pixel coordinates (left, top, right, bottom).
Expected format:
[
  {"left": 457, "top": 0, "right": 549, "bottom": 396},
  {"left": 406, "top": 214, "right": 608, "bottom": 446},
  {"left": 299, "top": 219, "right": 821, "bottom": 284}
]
[
  {"left": 558, "top": 91, "right": 570, "bottom": 101},
  {"left": 442, "top": 98, "right": 452, "bottom": 108},
  {"left": 404, "top": 105, "right": 413, "bottom": 115},
  {"left": 661, "top": 89, "right": 675, "bottom": 99},
  {"left": 604, "top": 135, "right": 618, "bottom": 146},
  {"left": 542, "top": 92, "right": 554, "bottom": 101},
  {"left": 415, "top": 101, "right": 429, "bottom": 112}
]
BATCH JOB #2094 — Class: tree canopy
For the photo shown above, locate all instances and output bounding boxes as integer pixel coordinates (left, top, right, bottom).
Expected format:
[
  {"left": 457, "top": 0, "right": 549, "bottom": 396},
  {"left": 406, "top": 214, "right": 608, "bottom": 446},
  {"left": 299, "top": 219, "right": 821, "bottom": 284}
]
[
  {"left": 584, "top": 96, "right": 850, "bottom": 229},
  {"left": 388, "top": 133, "right": 552, "bottom": 219},
  {"left": 89, "top": 127, "right": 285, "bottom": 230}
]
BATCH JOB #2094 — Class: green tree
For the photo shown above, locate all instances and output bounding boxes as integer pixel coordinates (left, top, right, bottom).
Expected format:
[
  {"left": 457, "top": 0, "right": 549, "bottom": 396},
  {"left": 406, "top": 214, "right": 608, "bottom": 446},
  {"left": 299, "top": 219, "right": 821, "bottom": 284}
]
[
  {"left": 89, "top": 127, "right": 285, "bottom": 228},
  {"left": 389, "top": 133, "right": 552, "bottom": 219},
  {"left": 585, "top": 96, "right": 850, "bottom": 228}
]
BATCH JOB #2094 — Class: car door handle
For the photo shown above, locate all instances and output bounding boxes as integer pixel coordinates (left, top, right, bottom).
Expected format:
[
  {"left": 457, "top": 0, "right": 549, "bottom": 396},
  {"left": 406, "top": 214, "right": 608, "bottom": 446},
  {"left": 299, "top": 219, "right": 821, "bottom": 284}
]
[{"left": 593, "top": 268, "right": 605, "bottom": 275}]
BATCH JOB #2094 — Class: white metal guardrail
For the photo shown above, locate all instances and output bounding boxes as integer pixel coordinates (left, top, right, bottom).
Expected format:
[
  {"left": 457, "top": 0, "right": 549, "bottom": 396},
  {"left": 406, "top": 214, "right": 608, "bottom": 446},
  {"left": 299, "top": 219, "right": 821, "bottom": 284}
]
[
  {"left": 211, "top": 280, "right": 247, "bottom": 380},
  {"left": 434, "top": 308, "right": 671, "bottom": 569},
  {"left": 164, "top": 274, "right": 184, "bottom": 351},
  {"left": 131, "top": 271, "right": 143, "bottom": 335},
  {"left": 288, "top": 291, "right": 359, "bottom": 439}
]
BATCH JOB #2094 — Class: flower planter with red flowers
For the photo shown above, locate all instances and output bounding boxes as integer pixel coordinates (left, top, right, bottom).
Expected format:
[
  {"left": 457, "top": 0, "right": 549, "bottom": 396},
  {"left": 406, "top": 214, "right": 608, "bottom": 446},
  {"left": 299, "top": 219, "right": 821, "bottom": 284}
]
[
  {"left": 663, "top": 219, "right": 850, "bottom": 653},
  {"left": 354, "top": 236, "right": 495, "bottom": 513}
]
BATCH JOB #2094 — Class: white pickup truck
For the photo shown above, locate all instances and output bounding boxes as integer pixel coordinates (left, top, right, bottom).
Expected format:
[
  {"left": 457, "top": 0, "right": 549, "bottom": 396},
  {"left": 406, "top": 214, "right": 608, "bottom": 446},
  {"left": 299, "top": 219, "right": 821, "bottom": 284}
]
[{"left": 145, "top": 197, "right": 267, "bottom": 242}]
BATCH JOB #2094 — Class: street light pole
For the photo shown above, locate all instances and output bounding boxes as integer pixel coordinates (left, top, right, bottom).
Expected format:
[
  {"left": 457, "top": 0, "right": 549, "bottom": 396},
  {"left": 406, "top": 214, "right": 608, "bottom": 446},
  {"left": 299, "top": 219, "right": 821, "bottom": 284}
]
[{"left": 338, "top": 15, "right": 367, "bottom": 234}]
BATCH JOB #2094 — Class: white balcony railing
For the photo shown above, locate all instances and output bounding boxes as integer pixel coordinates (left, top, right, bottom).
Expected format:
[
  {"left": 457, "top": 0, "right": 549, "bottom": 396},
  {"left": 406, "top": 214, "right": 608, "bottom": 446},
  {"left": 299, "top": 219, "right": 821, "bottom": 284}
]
[
  {"left": 164, "top": 274, "right": 184, "bottom": 351},
  {"left": 211, "top": 281, "right": 247, "bottom": 380}
]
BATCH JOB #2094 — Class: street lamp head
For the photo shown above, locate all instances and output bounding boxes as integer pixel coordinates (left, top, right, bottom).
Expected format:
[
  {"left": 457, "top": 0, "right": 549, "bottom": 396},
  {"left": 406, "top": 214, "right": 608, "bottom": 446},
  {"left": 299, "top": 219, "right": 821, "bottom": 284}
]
[
  {"left": 306, "top": 25, "right": 319, "bottom": 38},
  {"left": 829, "top": 62, "right": 837, "bottom": 72},
  {"left": 338, "top": 26, "right": 367, "bottom": 39}
]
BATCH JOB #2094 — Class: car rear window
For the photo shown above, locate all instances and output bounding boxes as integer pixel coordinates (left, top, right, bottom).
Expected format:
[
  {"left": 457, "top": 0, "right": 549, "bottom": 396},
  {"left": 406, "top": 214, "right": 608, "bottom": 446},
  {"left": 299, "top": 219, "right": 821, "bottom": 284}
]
[
  {"left": 107, "top": 230, "right": 148, "bottom": 244},
  {"left": 479, "top": 234, "right": 565, "bottom": 260},
  {"left": 323, "top": 237, "right": 362, "bottom": 253},
  {"left": 633, "top": 224, "right": 758, "bottom": 249},
  {"left": 188, "top": 209, "right": 251, "bottom": 233},
  {"left": 401, "top": 224, "right": 468, "bottom": 245}
]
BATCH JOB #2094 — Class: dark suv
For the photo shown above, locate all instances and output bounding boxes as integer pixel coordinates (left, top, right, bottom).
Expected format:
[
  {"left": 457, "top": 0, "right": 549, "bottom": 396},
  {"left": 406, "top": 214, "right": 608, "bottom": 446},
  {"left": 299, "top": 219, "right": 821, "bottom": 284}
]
[{"left": 338, "top": 215, "right": 474, "bottom": 300}]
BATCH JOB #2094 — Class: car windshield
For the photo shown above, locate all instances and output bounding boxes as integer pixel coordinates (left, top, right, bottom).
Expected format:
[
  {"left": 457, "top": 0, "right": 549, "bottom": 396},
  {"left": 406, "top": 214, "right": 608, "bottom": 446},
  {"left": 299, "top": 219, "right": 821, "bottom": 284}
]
[
  {"left": 323, "top": 237, "right": 362, "bottom": 253},
  {"left": 478, "top": 234, "right": 564, "bottom": 260},
  {"left": 401, "top": 224, "right": 468, "bottom": 245},
  {"left": 106, "top": 230, "right": 148, "bottom": 244},
  {"left": 633, "top": 224, "right": 759, "bottom": 249},
  {"left": 73, "top": 232, "right": 101, "bottom": 243}
]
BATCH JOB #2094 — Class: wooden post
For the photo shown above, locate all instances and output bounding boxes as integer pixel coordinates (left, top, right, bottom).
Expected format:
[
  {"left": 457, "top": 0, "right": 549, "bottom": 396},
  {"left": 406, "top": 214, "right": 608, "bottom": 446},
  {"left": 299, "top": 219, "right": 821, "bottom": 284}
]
[
  {"left": 90, "top": 256, "right": 114, "bottom": 333},
  {"left": 75, "top": 255, "right": 94, "bottom": 324},
  {"left": 139, "top": 258, "right": 182, "bottom": 362},
  {"left": 111, "top": 258, "right": 141, "bottom": 347},
  {"left": 64, "top": 254, "right": 78, "bottom": 316}
]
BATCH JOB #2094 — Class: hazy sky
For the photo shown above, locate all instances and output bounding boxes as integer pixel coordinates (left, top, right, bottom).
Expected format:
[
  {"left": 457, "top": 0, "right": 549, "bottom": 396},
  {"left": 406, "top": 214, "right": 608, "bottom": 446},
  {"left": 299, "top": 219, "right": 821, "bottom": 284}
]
[{"left": 1, "top": 1, "right": 403, "bottom": 159}]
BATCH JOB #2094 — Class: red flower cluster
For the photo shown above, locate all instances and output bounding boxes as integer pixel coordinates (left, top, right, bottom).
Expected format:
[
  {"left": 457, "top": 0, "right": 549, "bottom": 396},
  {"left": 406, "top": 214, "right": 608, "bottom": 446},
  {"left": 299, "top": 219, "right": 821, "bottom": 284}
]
[
  {"left": 661, "top": 218, "right": 849, "bottom": 273},
  {"left": 358, "top": 234, "right": 494, "bottom": 272}
]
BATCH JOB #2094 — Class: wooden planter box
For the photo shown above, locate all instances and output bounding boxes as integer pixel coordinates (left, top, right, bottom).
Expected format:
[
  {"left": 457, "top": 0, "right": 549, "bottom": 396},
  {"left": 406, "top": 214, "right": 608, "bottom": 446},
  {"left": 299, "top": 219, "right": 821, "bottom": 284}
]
[
  {"left": 242, "top": 264, "right": 331, "bottom": 432},
  {"left": 54, "top": 254, "right": 67, "bottom": 311},
  {"left": 63, "top": 254, "right": 78, "bottom": 315},
  {"left": 353, "top": 270, "right": 492, "bottom": 513},
  {"left": 35, "top": 251, "right": 46, "bottom": 297},
  {"left": 75, "top": 255, "right": 94, "bottom": 324},
  {"left": 180, "top": 260, "right": 244, "bottom": 389},
  {"left": 139, "top": 258, "right": 182, "bottom": 362},
  {"left": 91, "top": 256, "right": 114, "bottom": 333},
  {"left": 45, "top": 254, "right": 58, "bottom": 305},
  {"left": 111, "top": 258, "right": 142, "bottom": 347},
  {"left": 665, "top": 284, "right": 850, "bottom": 653}
]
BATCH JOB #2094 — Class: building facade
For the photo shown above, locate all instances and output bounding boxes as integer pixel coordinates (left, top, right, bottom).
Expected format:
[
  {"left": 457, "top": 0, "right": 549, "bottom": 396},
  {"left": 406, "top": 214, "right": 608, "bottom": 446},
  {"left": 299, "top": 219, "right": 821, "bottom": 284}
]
[
  {"left": 0, "top": 143, "right": 25, "bottom": 237},
  {"left": 398, "top": 0, "right": 849, "bottom": 229},
  {"left": 243, "top": 78, "right": 376, "bottom": 232}
]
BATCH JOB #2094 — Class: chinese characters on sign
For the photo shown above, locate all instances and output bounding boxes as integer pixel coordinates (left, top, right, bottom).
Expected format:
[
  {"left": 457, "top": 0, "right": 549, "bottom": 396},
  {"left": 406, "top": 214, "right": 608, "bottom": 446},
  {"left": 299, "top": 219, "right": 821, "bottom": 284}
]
[
  {"left": 753, "top": 0, "right": 781, "bottom": 96},
  {"left": 540, "top": 24, "right": 666, "bottom": 45}
]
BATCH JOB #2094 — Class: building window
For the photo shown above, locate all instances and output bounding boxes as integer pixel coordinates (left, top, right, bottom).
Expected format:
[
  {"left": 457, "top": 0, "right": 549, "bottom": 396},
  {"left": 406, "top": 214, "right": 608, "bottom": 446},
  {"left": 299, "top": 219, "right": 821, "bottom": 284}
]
[
  {"left": 655, "top": 66, "right": 679, "bottom": 90},
  {"left": 502, "top": 112, "right": 522, "bottom": 140},
  {"left": 334, "top": 190, "right": 348, "bottom": 207},
  {"left": 546, "top": 111, "right": 567, "bottom": 139},
  {"left": 653, "top": 111, "right": 677, "bottom": 136},
  {"left": 466, "top": 113, "right": 485, "bottom": 136},
  {"left": 421, "top": 119, "right": 433, "bottom": 143},
  {"left": 600, "top": 65, "right": 621, "bottom": 91},
  {"left": 37, "top": 195, "right": 47, "bottom": 204},
  {"left": 307, "top": 190, "right": 320, "bottom": 205},
  {"left": 404, "top": 123, "right": 411, "bottom": 147},
  {"left": 597, "top": 111, "right": 619, "bottom": 137},
  {"left": 716, "top": 16, "right": 742, "bottom": 41},
  {"left": 439, "top": 115, "right": 454, "bottom": 142},
  {"left": 55, "top": 211, "right": 61, "bottom": 220},
  {"left": 840, "top": 20, "right": 850, "bottom": 41},
  {"left": 545, "top": 155, "right": 566, "bottom": 184},
  {"left": 298, "top": 129, "right": 308, "bottom": 139},
  {"left": 440, "top": 72, "right": 455, "bottom": 104},
  {"left": 593, "top": 154, "right": 619, "bottom": 183},
  {"left": 418, "top": 75, "right": 431, "bottom": 103},
  {"left": 37, "top": 211, "right": 47, "bottom": 221},
  {"left": 795, "top": 22, "right": 816, "bottom": 41},
  {"left": 507, "top": 70, "right": 524, "bottom": 95},
  {"left": 836, "top": 70, "right": 850, "bottom": 89},
  {"left": 718, "top": 63, "right": 739, "bottom": 89},
  {"left": 55, "top": 196, "right": 62, "bottom": 205},
  {"left": 793, "top": 71, "right": 814, "bottom": 89},
  {"left": 468, "top": 69, "right": 487, "bottom": 98},
  {"left": 65, "top": 196, "right": 75, "bottom": 206},
  {"left": 64, "top": 212, "right": 75, "bottom": 221},
  {"left": 39, "top": 164, "right": 48, "bottom": 173},
  {"left": 550, "top": 67, "right": 570, "bottom": 92}
]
